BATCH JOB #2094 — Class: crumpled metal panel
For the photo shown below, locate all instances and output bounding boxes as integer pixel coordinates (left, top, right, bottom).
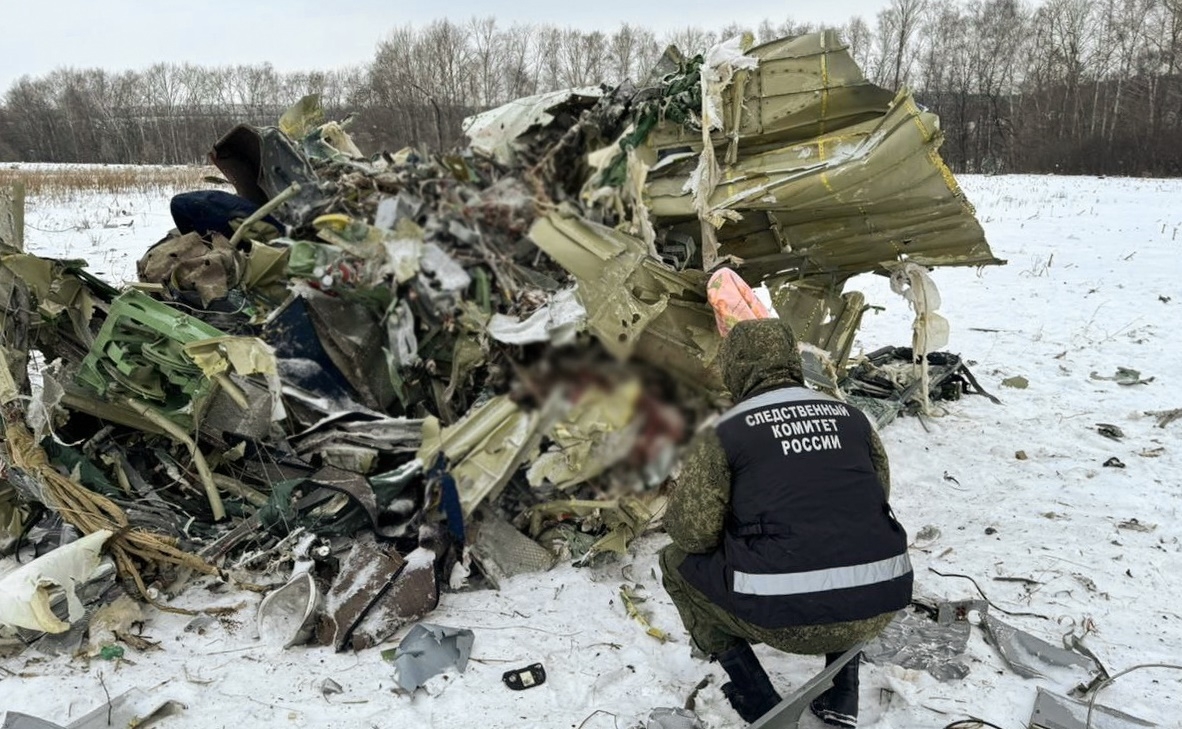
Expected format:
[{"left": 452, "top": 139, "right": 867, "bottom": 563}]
[
  {"left": 210, "top": 124, "right": 324, "bottom": 224},
  {"left": 0, "top": 688, "right": 185, "bottom": 729},
  {"left": 646, "top": 708, "right": 704, "bottom": 729},
  {"left": 646, "top": 92, "right": 999, "bottom": 282},
  {"left": 0, "top": 713, "right": 64, "bottom": 729},
  {"left": 646, "top": 31, "right": 896, "bottom": 154},
  {"left": 982, "top": 614, "right": 1098, "bottom": 681},
  {"left": 469, "top": 508, "right": 557, "bottom": 588},
  {"left": 863, "top": 607, "right": 972, "bottom": 681},
  {"left": 0, "top": 186, "right": 31, "bottom": 443},
  {"left": 527, "top": 28, "right": 999, "bottom": 381},
  {"left": 350, "top": 545, "right": 442, "bottom": 650},
  {"left": 528, "top": 214, "right": 669, "bottom": 360},
  {"left": 463, "top": 87, "right": 603, "bottom": 166},
  {"left": 529, "top": 213, "right": 723, "bottom": 391},
  {"left": 638, "top": 30, "right": 1000, "bottom": 376},
  {"left": 384, "top": 622, "right": 474, "bottom": 693},
  {"left": 1030, "top": 687, "right": 1156, "bottom": 729},
  {"left": 301, "top": 288, "right": 396, "bottom": 411},
  {"left": 417, "top": 395, "right": 551, "bottom": 518},
  {"left": 768, "top": 278, "right": 867, "bottom": 377},
  {"left": 316, "top": 533, "right": 407, "bottom": 651}
]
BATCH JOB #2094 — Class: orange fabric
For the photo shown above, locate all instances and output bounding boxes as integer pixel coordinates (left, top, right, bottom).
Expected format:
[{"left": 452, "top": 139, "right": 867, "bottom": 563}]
[{"left": 707, "top": 267, "right": 773, "bottom": 337}]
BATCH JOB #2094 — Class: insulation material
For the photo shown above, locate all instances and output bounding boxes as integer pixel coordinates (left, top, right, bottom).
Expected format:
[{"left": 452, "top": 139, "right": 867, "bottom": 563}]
[
  {"left": 487, "top": 286, "right": 586, "bottom": 346},
  {"left": 0, "top": 530, "right": 113, "bottom": 633},
  {"left": 886, "top": 260, "right": 950, "bottom": 413},
  {"left": 687, "top": 34, "right": 759, "bottom": 269},
  {"left": 84, "top": 594, "right": 144, "bottom": 657},
  {"left": 888, "top": 261, "right": 950, "bottom": 355}
]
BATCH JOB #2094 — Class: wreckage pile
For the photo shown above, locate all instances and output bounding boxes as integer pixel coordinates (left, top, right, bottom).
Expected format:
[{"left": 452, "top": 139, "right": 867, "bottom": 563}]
[{"left": 0, "top": 31, "right": 1000, "bottom": 655}]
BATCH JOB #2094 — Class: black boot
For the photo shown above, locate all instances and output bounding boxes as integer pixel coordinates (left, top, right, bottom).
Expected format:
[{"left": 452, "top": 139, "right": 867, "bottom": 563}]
[
  {"left": 809, "top": 651, "right": 860, "bottom": 727},
  {"left": 715, "top": 643, "right": 782, "bottom": 723}
]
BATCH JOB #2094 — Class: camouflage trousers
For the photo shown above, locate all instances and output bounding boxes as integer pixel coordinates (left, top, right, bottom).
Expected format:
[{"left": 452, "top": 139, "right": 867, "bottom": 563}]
[{"left": 659, "top": 544, "right": 896, "bottom": 657}]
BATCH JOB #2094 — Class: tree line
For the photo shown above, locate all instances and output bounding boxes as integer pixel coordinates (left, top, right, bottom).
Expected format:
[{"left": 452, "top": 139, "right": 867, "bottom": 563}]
[{"left": 2, "top": 0, "right": 1181, "bottom": 176}]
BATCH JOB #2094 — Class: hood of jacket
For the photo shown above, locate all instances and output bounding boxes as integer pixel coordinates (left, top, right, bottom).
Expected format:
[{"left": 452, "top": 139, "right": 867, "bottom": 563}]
[{"left": 719, "top": 319, "right": 804, "bottom": 401}]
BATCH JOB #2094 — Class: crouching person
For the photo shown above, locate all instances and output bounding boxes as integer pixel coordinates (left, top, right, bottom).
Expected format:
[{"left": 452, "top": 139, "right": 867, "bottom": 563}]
[{"left": 660, "top": 319, "right": 913, "bottom": 727}]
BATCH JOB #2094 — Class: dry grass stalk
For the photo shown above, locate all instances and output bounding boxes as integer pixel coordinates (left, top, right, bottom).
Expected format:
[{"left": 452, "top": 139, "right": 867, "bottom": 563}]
[
  {"left": 2, "top": 416, "right": 220, "bottom": 612},
  {"left": 0, "top": 165, "right": 217, "bottom": 199}
]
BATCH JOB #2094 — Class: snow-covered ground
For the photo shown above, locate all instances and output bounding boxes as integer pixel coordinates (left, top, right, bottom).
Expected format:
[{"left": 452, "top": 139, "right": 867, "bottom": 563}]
[
  {"left": 17, "top": 187, "right": 174, "bottom": 284},
  {"left": 2, "top": 174, "right": 1180, "bottom": 728}
]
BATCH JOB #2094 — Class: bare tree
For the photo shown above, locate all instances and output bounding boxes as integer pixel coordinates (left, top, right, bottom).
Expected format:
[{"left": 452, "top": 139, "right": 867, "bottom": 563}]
[
  {"left": 1102, "top": 0, "right": 1154, "bottom": 141},
  {"left": 1033, "top": 0, "right": 1098, "bottom": 139},
  {"left": 880, "top": 0, "right": 928, "bottom": 89},
  {"left": 1145, "top": 0, "right": 1182, "bottom": 137},
  {"left": 842, "top": 16, "right": 875, "bottom": 72},
  {"left": 756, "top": 19, "right": 780, "bottom": 45},
  {"left": 501, "top": 24, "right": 538, "bottom": 98},
  {"left": 469, "top": 17, "right": 502, "bottom": 107},
  {"left": 608, "top": 24, "right": 660, "bottom": 84},
  {"left": 533, "top": 25, "right": 565, "bottom": 92},
  {"left": 718, "top": 23, "right": 754, "bottom": 44},
  {"left": 662, "top": 26, "right": 718, "bottom": 57},
  {"left": 916, "top": 2, "right": 972, "bottom": 166},
  {"left": 3, "top": 11, "right": 1182, "bottom": 174}
]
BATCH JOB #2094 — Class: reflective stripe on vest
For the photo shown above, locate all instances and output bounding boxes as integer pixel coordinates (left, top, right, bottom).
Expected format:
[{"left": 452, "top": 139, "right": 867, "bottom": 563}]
[
  {"left": 716, "top": 386, "right": 841, "bottom": 426},
  {"left": 733, "top": 552, "right": 913, "bottom": 596}
]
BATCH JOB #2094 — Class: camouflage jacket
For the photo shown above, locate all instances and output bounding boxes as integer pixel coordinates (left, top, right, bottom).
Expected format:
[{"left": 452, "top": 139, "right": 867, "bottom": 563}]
[{"left": 665, "top": 319, "right": 891, "bottom": 554}]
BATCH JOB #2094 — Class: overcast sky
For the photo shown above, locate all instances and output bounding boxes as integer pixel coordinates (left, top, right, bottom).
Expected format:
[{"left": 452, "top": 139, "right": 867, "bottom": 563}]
[{"left": 1, "top": 0, "right": 892, "bottom": 92}]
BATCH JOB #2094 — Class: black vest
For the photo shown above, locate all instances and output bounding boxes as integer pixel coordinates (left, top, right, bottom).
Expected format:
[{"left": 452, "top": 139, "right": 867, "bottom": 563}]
[{"left": 678, "top": 386, "right": 913, "bottom": 628}]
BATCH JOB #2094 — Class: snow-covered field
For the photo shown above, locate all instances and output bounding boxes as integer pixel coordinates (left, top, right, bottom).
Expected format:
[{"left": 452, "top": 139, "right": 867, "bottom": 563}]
[{"left": 2, "top": 174, "right": 1180, "bottom": 728}]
